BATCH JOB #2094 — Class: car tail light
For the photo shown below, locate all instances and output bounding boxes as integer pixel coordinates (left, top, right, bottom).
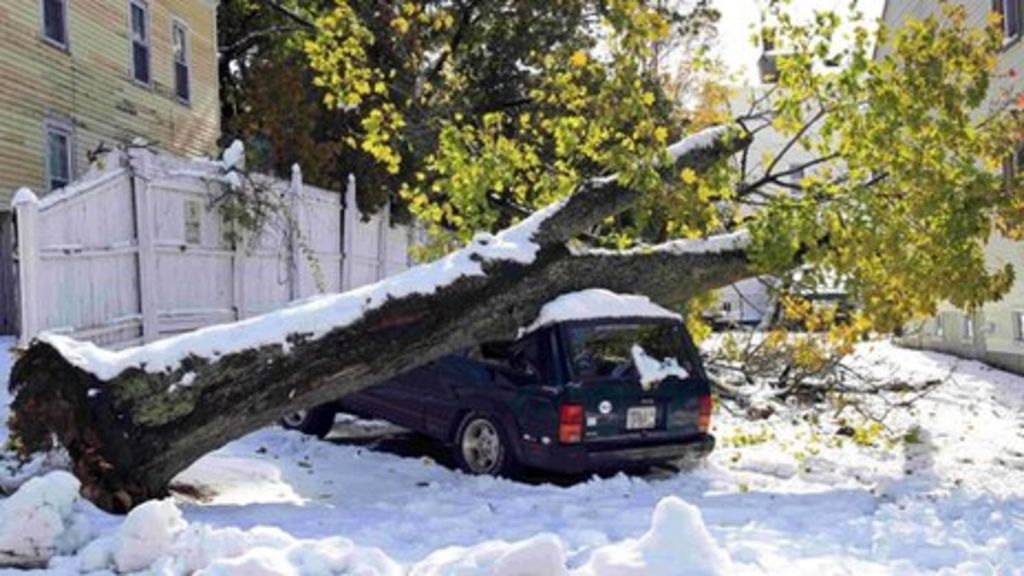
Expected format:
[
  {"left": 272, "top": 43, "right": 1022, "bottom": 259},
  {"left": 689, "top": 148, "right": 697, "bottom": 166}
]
[
  {"left": 698, "top": 394, "right": 713, "bottom": 433},
  {"left": 559, "top": 403, "right": 585, "bottom": 444}
]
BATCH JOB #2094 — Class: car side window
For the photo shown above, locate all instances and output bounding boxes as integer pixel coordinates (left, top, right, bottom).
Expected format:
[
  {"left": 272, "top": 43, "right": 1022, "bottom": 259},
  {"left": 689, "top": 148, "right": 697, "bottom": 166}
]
[{"left": 467, "top": 340, "right": 540, "bottom": 382}]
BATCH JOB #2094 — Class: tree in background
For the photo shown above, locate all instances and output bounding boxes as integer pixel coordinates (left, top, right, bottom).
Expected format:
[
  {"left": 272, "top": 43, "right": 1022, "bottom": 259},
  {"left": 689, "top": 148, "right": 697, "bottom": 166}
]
[
  {"left": 218, "top": 0, "right": 719, "bottom": 214},
  {"left": 218, "top": 1, "right": 348, "bottom": 192}
]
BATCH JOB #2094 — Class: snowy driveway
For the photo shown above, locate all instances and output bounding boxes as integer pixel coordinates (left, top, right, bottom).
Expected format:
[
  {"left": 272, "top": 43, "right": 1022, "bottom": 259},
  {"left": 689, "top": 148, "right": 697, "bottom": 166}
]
[{"left": 2, "top": 339, "right": 1024, "bottom": 574}]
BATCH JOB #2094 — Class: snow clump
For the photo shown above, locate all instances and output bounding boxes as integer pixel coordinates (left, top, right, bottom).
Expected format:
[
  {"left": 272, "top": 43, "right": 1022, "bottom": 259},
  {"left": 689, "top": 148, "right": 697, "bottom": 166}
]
[
  {"left": 0, "top": 470, "right": 91, "bottom": 567},
  {"left": 577, "top": 496, "right": 732, "bottom": 575}
]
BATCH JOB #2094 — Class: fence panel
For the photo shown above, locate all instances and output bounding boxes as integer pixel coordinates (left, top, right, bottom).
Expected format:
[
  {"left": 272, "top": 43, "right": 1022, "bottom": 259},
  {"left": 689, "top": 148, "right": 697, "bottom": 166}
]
[{"left": 15, "top": 150, "right": 415, "bottom": 348}]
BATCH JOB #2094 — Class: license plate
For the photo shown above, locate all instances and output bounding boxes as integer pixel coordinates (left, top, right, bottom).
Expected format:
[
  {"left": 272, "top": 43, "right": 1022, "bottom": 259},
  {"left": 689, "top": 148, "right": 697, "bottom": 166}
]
[{"left": 626, "top": 406, "right": 657, "bottom": 430}]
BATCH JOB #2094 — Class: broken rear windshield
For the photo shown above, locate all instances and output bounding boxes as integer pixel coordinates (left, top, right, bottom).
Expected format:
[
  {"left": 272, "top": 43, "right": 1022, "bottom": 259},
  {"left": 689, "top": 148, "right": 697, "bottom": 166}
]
[{"left": 564, "top": 321, "right": 695, "bottom": 381}]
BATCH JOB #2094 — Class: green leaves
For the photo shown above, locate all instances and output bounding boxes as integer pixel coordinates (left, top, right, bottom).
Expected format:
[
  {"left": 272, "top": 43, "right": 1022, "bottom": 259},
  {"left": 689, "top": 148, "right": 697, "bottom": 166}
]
[
  {"left": 742, "top": 1, "right": 1024, "bottom": 331},
  {"left": 300, "top": 0, "right": 1024, "bottom": 336}
]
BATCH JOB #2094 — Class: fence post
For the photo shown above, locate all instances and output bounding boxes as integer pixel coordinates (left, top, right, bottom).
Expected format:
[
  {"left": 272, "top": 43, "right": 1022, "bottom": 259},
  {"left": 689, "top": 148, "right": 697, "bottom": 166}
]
[
  {"left": 231, "top": 221, "right": 247, "bottom": 321},
  {"left": 130, "top": 148, "right": 159, "bottom": 343},
  {"left": 13, "top": 188, "right": 40, "bottom": 347},
  {"left": 287, "top": 165, "right": 302, "bottom": 301},
  {"left": 377, "top": 200, "right": 390, "bottom": 281},
  {"left": 342, "top": 174, "right": 356, "bottom": 290},
  {"left": 406, "top": 225, "right": 416, "bottom": 269}
]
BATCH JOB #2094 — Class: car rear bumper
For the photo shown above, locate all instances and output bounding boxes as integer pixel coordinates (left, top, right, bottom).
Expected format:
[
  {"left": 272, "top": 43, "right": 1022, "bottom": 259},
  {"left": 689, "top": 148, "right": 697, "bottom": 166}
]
[{"left": 518, "top": 433, "right": 715, "bottom": 475}]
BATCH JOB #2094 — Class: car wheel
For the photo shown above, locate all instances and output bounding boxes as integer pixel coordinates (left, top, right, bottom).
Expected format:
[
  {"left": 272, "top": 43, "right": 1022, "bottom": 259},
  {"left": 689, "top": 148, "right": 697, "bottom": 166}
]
[
  {"left": 280, "top": 404, "right": 336, "bottom": 439},
  {"left": 453, "top": 413, "right": 517, "bottom": 477}
]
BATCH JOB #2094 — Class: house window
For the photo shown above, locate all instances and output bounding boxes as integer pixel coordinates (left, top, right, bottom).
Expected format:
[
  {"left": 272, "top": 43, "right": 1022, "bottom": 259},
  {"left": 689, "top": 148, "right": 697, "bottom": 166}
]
[
  {"left": 963, "top": 315, "right": 974, "bottom": 340},
  {"left": 184, "top": 200, "right": 202, "bottom": 244},
  {"left": 41, "top": 0, "right": 68, "bottom": 47},
  {"left": 45, "top": 122, "right": 73, "bottom": 192},
  {"left": 934, "top": 318, "right": 944, "bottom": 337},
  {"left": 994, "top": 0, "right": 1022, "bottom": 44},
  {"left": 1015, "top": 312, "right": 1024, "bottom": 341},
  {"left": 130, "top": 0, "right": 151, "bottom": 84},
  {"left": 172, "top": 20, "right": 190, "bottom": 103}
]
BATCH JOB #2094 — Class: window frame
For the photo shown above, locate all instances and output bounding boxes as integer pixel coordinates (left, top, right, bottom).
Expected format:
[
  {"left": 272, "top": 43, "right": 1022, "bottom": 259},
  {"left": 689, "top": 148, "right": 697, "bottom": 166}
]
[
  {"left": 40, "top": 0, "right": 69, "bottom": 50},
  {"left": 963, "top": 314, "right": 975, "bottom": 341},
  {"left": 128, "top": 0, "right": 152, "bottom": 86},
  {"left": 1014, "top": 312, "right": 1024, "bottom": 342},
  {"left": 43, "top": 119, "right": 74, "bottom": 193},
  {"left": 994, "top": 0, "right": 1022, "bottom": 47},
  {"left": 171, "top": 18, "right": 191, "bottom": 104}
]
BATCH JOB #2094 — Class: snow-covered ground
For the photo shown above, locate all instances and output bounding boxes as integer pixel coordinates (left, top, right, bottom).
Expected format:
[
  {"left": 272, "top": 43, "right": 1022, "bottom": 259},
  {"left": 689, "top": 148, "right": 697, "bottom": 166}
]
[{"left": 2, "top": 337, "right": 1024, "bottom": 574}]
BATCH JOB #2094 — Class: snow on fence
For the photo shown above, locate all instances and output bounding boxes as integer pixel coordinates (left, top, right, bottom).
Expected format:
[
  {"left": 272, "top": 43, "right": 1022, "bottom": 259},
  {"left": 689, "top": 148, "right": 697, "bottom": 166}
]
[{"left": 13, "top": 147, "right": 417, "bottom": 349}]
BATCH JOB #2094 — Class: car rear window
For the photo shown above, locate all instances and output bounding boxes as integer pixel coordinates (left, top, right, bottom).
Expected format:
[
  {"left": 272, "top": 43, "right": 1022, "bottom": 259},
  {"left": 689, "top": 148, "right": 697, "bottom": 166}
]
[{"left": 565, "top": 321, "right": 697, "bottom": 382}]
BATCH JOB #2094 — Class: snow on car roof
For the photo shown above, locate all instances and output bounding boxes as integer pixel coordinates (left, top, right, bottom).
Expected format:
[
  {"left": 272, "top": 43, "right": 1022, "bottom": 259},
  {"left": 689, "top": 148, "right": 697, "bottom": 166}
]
[{"left": 520, "top": 289, "right": 682, "bottom": 336}]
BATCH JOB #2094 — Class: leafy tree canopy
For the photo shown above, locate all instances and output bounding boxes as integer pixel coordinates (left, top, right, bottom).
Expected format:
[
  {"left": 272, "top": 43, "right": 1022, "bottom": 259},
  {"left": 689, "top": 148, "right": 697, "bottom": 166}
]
[{"left": 236, "top": 0, "right": 1023, "bottom": 337}]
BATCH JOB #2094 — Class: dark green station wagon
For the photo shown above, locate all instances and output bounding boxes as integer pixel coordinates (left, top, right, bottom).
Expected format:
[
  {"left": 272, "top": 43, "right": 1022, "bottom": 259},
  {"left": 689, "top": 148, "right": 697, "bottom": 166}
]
[{"left": 283, "top": 290, "right": 715, "bottom": 476}]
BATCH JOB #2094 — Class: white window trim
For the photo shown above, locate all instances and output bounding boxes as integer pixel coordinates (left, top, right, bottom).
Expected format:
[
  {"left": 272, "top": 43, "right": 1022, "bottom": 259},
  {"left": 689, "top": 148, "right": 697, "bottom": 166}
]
[
  {"left": 43, "top": 119, "right": 75, "bottom": 193},
  {"left": 128, "top": 0, "right": 152, "bottom": 87},
  {"left": 39, "top": 0, "right": 69, "bottom": 50},
  {"left": 171, "top": 17, "right": 191, "bottom": 105},
  {"left": 963, "top": 314, "right": 974, "bottom": 341},
  {"left": 1014, "top": 311, "right": 1024, "bottom": 342},
  {"left": 997, "top": 0, "right": 1022, "bottom": 46}
]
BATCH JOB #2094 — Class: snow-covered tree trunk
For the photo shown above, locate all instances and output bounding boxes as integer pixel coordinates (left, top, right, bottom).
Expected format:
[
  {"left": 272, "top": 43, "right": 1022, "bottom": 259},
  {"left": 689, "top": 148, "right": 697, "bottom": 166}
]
[{"left": 8, "top": 125, "right": 752, "bottom": 513}]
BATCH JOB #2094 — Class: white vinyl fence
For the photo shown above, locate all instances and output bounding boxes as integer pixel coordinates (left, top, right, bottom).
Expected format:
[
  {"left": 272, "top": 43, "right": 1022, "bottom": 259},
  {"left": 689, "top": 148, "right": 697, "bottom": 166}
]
[{"left": 13, "top": 147, "right": 418, "bottom": 348}]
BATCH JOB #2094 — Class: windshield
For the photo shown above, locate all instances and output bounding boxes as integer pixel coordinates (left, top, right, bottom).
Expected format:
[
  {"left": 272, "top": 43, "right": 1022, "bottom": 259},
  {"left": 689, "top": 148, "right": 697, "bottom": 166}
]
[{"left": 564, "top": 321, "right": 696, "bottom": 382}]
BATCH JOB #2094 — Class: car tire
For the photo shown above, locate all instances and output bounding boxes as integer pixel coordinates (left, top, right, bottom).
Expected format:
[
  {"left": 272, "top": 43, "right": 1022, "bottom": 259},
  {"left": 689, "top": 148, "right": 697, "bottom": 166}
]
[
  {"left": 453, "top": 413, "right": 518, "bottom": 477},
  {"left": 280, "top": 404, "right": 336, "bottom": 439}
]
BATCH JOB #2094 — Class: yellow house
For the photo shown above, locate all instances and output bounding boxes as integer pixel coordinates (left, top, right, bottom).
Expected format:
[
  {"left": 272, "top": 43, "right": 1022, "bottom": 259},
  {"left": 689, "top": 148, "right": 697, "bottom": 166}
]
[{"left": 0, "top": 0, "right": 221, "bottom": 204}]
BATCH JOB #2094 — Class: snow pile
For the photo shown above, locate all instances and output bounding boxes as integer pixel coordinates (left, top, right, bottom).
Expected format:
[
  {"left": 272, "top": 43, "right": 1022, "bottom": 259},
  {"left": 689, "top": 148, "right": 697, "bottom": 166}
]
[
  {"left": 578, "top": 497, "right": 732, "bottom": 576},
  {"left": 631, "top": 344, "right": 689, "bottom": 390},
  {"left": 70, "top": 497, "right": 403, "bottom": 575},
  {"left": 521, "top": 289, "right": 681, "bottom": 335},
  {"left": 221, "top": 139, "right": 245, "bottom": 171},
  {"left": 413, "top": 533, "right": 567, "bottom": 576},
  {"left": 414, "top": 498, "right": 731, "bottom": 576},
  {"left": 0, "top": 471, "right": 91, "bottom": 567},
  {"left": 38, "top": 195, "right": 567, "bottom": 380},
  {"left": 111, "top": 499, "right": 188, "bottom": 571}
]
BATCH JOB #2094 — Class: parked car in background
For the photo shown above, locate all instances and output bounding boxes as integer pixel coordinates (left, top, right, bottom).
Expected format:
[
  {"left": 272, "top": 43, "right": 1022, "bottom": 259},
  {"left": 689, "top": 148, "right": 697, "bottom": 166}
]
[{"left": 282, "top": 290, "right": 716, "bottom": 477}]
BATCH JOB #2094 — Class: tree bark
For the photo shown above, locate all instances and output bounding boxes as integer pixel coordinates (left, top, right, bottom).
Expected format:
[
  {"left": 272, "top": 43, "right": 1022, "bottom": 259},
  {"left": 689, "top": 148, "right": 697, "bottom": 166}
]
[{"left": 8, "top": 124, "right": 752, "bottom": 513}]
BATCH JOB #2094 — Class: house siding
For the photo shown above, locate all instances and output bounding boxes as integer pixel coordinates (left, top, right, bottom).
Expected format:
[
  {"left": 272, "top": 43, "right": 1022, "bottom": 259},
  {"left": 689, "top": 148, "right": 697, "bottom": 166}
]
[
  {"left": 0, "top": 0, "right": 219, "bottom": 205},
  {"left": 882, "top": 1, "right": 1024, "bottom": 368}
]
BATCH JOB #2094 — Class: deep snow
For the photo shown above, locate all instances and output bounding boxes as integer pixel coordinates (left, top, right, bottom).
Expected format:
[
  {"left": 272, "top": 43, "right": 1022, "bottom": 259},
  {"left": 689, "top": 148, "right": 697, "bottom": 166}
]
[{"left": 2, "top": 337, "right": 1024, "bottom": 574}]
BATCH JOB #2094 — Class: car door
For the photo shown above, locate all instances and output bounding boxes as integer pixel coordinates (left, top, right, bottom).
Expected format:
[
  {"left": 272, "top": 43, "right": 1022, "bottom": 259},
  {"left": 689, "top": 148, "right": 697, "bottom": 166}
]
[
  {"left": 355, "top": 364, "right": 432, "bottom": 431},
  {"left": 419, "top": 355, "right": 474, "bottom": 439}
]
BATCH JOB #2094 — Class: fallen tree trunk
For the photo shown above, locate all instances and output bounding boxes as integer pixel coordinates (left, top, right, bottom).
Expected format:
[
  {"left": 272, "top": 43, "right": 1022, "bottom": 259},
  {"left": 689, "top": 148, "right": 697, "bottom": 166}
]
[{"left": 8, "top": 124, "right": 751, "bottom": 512}]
